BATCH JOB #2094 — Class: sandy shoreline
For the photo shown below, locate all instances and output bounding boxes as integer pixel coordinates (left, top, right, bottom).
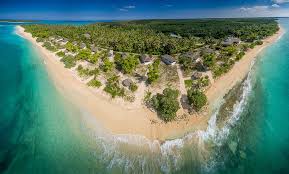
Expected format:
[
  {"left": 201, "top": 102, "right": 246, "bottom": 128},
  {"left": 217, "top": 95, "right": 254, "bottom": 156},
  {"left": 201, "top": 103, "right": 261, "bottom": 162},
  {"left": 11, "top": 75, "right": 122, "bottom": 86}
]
[
  {"left": 16, "top": 25, "right": 284, "bottom": 141},
  {"left": 206, "top": 26, "right": 284, "bottom": 109}
]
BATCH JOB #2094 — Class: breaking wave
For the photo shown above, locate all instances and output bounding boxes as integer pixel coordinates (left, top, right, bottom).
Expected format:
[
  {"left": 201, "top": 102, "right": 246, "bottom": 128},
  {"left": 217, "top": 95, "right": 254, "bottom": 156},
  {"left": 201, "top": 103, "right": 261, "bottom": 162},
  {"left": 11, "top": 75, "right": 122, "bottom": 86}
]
[
  {"left": 198, "top": 63, "right": 254, "bottom": 145},
  {"left": 78, "top": 62, "right": 256, "bottom": 174}
]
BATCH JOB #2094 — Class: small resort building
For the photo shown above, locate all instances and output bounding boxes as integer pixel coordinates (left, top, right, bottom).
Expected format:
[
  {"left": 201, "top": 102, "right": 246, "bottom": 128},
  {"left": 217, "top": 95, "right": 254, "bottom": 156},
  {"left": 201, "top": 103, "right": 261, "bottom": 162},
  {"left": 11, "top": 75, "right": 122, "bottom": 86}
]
[
  {"left": 202, "top": 48, "right": 214, "bottom": 55},
  {"left": 48, "top": 36, "right": 55, "bottom": 41},
  {"left": 109, "top": 50, "right": 114, "bottom": 57},
  {"left": 58, "top": 39, "right": 68, "bottom": 46},
  {"left": 182, "top": 51, "right": 200, "bottom": 62},
  {"left": 90, "top": 45, "right": 98, "bottom": 52},
  {"left": 122, "top": 79, "right": 133, "bottom": 87},
  {"left": 222, "top": 37, "right": 241, "bottom": 46},
  {"left": 80, "top": 43, "right": 86, "bottom": 49},
  {"left": 83, "top": 33, "right": 91, "bottom": 39},
  {"left": 191, "top": 72, "right": 203, "bottom": 80},
  {"left": 139, "top": 54, "right": 153, "bottom": 65},
  {"left": 161, "top": 55, "right": 176, "bottom": 65},
  {"left": 121, "top": 52, "right": 127, "bottom": 59},
  {"left": 170, "top": 33, "right": 182, "bottom": 39}
]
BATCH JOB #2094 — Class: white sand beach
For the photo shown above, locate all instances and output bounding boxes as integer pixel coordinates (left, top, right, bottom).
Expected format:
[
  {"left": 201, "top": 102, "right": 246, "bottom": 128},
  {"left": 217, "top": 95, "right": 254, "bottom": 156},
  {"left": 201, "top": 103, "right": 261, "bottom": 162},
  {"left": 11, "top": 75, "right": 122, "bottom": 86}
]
[{"left": 16, "top": 25, "right": 284, "bottom": 141}]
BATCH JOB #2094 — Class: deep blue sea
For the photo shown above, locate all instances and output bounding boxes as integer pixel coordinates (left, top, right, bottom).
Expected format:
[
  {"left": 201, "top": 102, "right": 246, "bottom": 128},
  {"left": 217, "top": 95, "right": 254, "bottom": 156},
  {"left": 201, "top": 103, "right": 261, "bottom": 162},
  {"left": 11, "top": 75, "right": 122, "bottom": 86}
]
[{"left": 0, "top": 19, "right": 289, "bottom": 174}]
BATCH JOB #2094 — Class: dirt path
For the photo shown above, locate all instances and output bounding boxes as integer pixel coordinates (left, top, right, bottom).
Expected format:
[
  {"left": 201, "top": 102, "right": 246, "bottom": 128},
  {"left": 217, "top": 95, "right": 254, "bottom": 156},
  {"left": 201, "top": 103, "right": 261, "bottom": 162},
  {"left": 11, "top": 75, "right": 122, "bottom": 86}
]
[{"left": 176, "top": 64, "right": 187, "bottom": 96}]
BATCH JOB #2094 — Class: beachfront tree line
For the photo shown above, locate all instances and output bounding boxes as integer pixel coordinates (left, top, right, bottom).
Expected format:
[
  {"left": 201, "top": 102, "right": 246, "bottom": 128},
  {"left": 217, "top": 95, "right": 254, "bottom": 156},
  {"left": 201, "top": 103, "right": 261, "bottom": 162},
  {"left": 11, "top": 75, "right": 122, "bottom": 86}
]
[
  {"left": 23, "top": 18, "right": 278, "bottom": 55},
  {"left": 23, "top": 24, "right": 197, "bottom": 55},
  {"left": 121, "top": 18, "right": 279, "bottom": 41},
  {"left": 22, "top": 18, "right": 279, "bottom": 122}
]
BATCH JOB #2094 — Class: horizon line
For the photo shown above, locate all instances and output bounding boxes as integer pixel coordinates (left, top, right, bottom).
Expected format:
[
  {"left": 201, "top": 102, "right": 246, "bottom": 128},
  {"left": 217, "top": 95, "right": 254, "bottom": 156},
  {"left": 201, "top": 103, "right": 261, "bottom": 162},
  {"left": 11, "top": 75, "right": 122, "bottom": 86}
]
[{"left": 1, "top": 16, "right": 288, "bottom": 22}]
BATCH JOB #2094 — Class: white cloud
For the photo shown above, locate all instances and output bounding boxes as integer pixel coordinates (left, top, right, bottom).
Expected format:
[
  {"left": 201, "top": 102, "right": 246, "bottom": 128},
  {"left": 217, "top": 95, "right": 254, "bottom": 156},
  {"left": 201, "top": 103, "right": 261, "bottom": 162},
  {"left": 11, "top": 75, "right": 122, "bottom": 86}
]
[
  {"left": 240, "top": 6, "right": 269, "bottom": 12},
  {"left": 272, "top": 0, "right": 289, "bottom": 4},
  {"left": 124, "top": 5, "right": 135, "bottom": 9},
  {"left": 164, "top": 4, "right": 173, "bottom": 7},
  {"left": 119, "top": 8, "right": 128, "bottom": 12},
  {"left": 237, "top": 4, "right": 289, "bottom": 17},
  {"left": 119, "top": 5, "right": 136, "bottom": 12},
  {"left": 240, "top": 7, "right": 251, "bottom": 11}
]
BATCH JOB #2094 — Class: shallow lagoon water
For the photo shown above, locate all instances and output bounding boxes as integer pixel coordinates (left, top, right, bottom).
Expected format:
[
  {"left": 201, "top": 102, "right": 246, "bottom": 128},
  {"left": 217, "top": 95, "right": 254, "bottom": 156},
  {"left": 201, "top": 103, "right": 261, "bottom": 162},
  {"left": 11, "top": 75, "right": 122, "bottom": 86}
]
[
  {"left": 0, "top": 24, "right": 101, "bottom": 173},
  {"left": 0, "top": 19, "right": 289, "bottom": 174}
]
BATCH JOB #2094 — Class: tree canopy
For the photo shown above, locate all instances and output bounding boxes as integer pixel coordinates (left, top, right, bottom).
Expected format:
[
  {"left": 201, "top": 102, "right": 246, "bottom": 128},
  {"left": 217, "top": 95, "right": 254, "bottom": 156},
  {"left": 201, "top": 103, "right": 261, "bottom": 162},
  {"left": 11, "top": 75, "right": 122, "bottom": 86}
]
[
  {"left": 23, "top": 18, "right": 279, "bottom": 55},
  {"left": 187, "top": 89, "right": 207, "bottom": 111},
  {"left": 115, "top": 54, "right": 140, "bottom": 74},
  {"left": 151, "top": 88, "right": 180, "bottom": 122},
  {"left": 147, "top": 59, "right": 160, "bottom": 84}
]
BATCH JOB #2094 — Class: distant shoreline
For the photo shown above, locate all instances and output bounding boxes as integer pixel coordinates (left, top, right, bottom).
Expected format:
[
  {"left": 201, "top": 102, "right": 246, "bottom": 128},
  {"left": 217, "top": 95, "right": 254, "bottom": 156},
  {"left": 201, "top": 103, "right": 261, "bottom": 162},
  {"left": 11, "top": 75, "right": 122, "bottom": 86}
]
[
  {"left": 0, "top": 19, "right": 37, "bottom": 23},
  {"left": 15, "top": 24, "right": 284, "bottom": 141},
  {"left": 206, "top": 26, "right": 284, "bottom": 108}
]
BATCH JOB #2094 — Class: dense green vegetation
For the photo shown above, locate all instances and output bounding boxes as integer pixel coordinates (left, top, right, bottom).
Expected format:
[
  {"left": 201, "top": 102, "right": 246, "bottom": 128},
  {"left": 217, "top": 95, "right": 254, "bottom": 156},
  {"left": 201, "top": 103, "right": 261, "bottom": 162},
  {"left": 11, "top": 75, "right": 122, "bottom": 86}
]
[
  {"left": 222, "top": 45, "right": 238, "bottom": 56},
  {"left": 178, "top": 55, "right": 195, "bottom": 72},
  {"left": 203, "top": 53, "right": 216, "bottom": 69},
  {"left": 43, "top": 42, "right": 57, "bottom": 52},
  {"left": 112, "top": 18, "right": 279, "bottom": 40},
  {"left": 195, "top": 76, "right": 210, "bottom": 89},
  {"left": 87, "top": 78, "right": 102, "bottom": 88},
  {"left": 187, "top": 89, "right": 207, "bottom": 111},
  {"left": 23, "top": 18, "right": 278, "bottom": 55},
  {"left": 77, "top": 65, "right": 99, "bottom": 77},
  {"left": 147, "top": 59, "right": 160, "bottom": 84},
  {"left": 76, "top": 49, "right": 91, "bottom": 60},
  {"left": 101, "top": 58, "right": 114, "bottom": 72},
  {"left": 87, "top": 53, "right": 99, "bottom": 64},
  {"left": 65, "top": 42, "right": 78, "bottom": 52},
  {"left": 115, "top": 54, "right": 140, "bottom": 74},
  {"left": 36, "top": 37, "right": 44, "bottom": 42},
  {"left": 56, "top": 51, "right": 65, "bottom": 57},
  {"left": 236, "top": 51, "right": 245, "bottom": 60},
  {"left": 129, "top": 83, "right": 138, "bottom": 92},
  {"left": 60, "top": 55, "right": 76, "bottom": 68},
  {"left": 104, "top": 75, "right": 125, "bottom": 98},
  {"left": 150, "top": 88, "right": 180, "bottom": 122},
  {"left": 212, "top": 62, "right": 233, "bottom": 78},
  {"left": 21, "top": 19, "right": 279, "bottom": 120},
  {"left": 255, "top": 40, "right": 264, "bottom": 45},
  {"left": 184, "top": 79, "right": 193, "bottom": 89}
]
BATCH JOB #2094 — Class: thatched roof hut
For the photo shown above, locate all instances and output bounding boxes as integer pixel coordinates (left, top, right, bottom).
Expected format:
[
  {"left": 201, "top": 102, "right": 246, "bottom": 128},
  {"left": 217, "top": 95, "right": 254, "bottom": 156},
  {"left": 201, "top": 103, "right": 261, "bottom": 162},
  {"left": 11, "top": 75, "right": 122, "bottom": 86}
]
[
  {"left": 222, "top": 37, "right": 241, "bottom": 46},
  {"left": 122, "top": 79, "right": 133, "bottom": 87},
  {"left": 140, "top": 54, "right": 152, "bottom": 64},
  {"left": 191, "top": 72, "right": 203, "bottom": 80},
  {"left": 161, "top": 55, "right": 176, "bottom": 65},
  {"left": 79, "top": 43, "right": 86, "bottom": 49},
  {"left": 84, "top": 33, "right": 91, "bottom": 39}
]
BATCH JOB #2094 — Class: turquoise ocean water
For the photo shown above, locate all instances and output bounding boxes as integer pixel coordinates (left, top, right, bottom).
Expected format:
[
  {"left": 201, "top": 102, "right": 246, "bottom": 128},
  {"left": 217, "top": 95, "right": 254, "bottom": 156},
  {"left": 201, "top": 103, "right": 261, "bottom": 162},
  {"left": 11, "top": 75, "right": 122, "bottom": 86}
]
[{"left": 0, "top": 19, "right": 289, "bottom": 174}]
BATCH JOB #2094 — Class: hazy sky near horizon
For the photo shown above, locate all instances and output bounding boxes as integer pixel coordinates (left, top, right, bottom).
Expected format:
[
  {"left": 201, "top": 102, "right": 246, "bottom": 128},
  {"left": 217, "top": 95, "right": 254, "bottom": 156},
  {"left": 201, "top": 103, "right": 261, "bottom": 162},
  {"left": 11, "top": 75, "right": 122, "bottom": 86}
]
[{"left": 1, "top": 0, "right": 289, "bottom": 20}]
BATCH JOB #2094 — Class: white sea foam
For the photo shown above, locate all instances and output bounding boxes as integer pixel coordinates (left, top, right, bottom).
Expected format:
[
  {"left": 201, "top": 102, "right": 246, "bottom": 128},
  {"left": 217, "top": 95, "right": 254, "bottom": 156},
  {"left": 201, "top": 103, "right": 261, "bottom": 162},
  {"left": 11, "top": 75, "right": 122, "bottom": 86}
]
[
  {"left": 76, "top": 61, "right": 256, "bottom": 174},
  {"left": 11, "top": 19, "right": 258, "bottom": 173},
  {"left": 160, "top": 138, "right": 185, "bottom": 173},
  {"left": 14, "top": 27, "right": 25, "bottom": 38},
  {"left": 80, "top": 109, "right": 186, "bottom": 173},
  {"left": 200, "top": 61, "right": 256, "bottom": 173},
  {"left": 199, "top": 60, "right": 254, "bottom": 145},
  {"left": 2, "top": 21, "right": 32, "bottom": 24}
]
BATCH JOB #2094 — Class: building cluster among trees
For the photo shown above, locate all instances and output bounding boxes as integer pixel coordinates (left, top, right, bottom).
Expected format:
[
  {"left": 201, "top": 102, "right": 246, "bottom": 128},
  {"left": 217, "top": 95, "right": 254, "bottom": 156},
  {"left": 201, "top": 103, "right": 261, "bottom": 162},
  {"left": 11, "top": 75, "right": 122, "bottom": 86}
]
[{"left": 22, "top": 18, "right": 279, "bottom": 121}]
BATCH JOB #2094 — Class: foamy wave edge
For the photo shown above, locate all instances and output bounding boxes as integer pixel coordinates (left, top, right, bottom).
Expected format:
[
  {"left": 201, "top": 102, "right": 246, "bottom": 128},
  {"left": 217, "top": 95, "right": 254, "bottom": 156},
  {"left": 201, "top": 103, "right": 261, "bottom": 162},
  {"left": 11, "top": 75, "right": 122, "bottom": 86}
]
[{"left": 78, "top": 61, "right": 255, "bottom": 174}]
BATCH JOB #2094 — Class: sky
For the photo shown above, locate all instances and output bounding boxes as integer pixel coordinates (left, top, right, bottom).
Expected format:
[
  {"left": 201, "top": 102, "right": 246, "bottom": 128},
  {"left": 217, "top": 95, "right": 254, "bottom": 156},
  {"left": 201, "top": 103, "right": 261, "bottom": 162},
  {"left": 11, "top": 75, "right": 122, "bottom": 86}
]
[{"left": 1, "top": 0, "right": 289, "bottom": 20}]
